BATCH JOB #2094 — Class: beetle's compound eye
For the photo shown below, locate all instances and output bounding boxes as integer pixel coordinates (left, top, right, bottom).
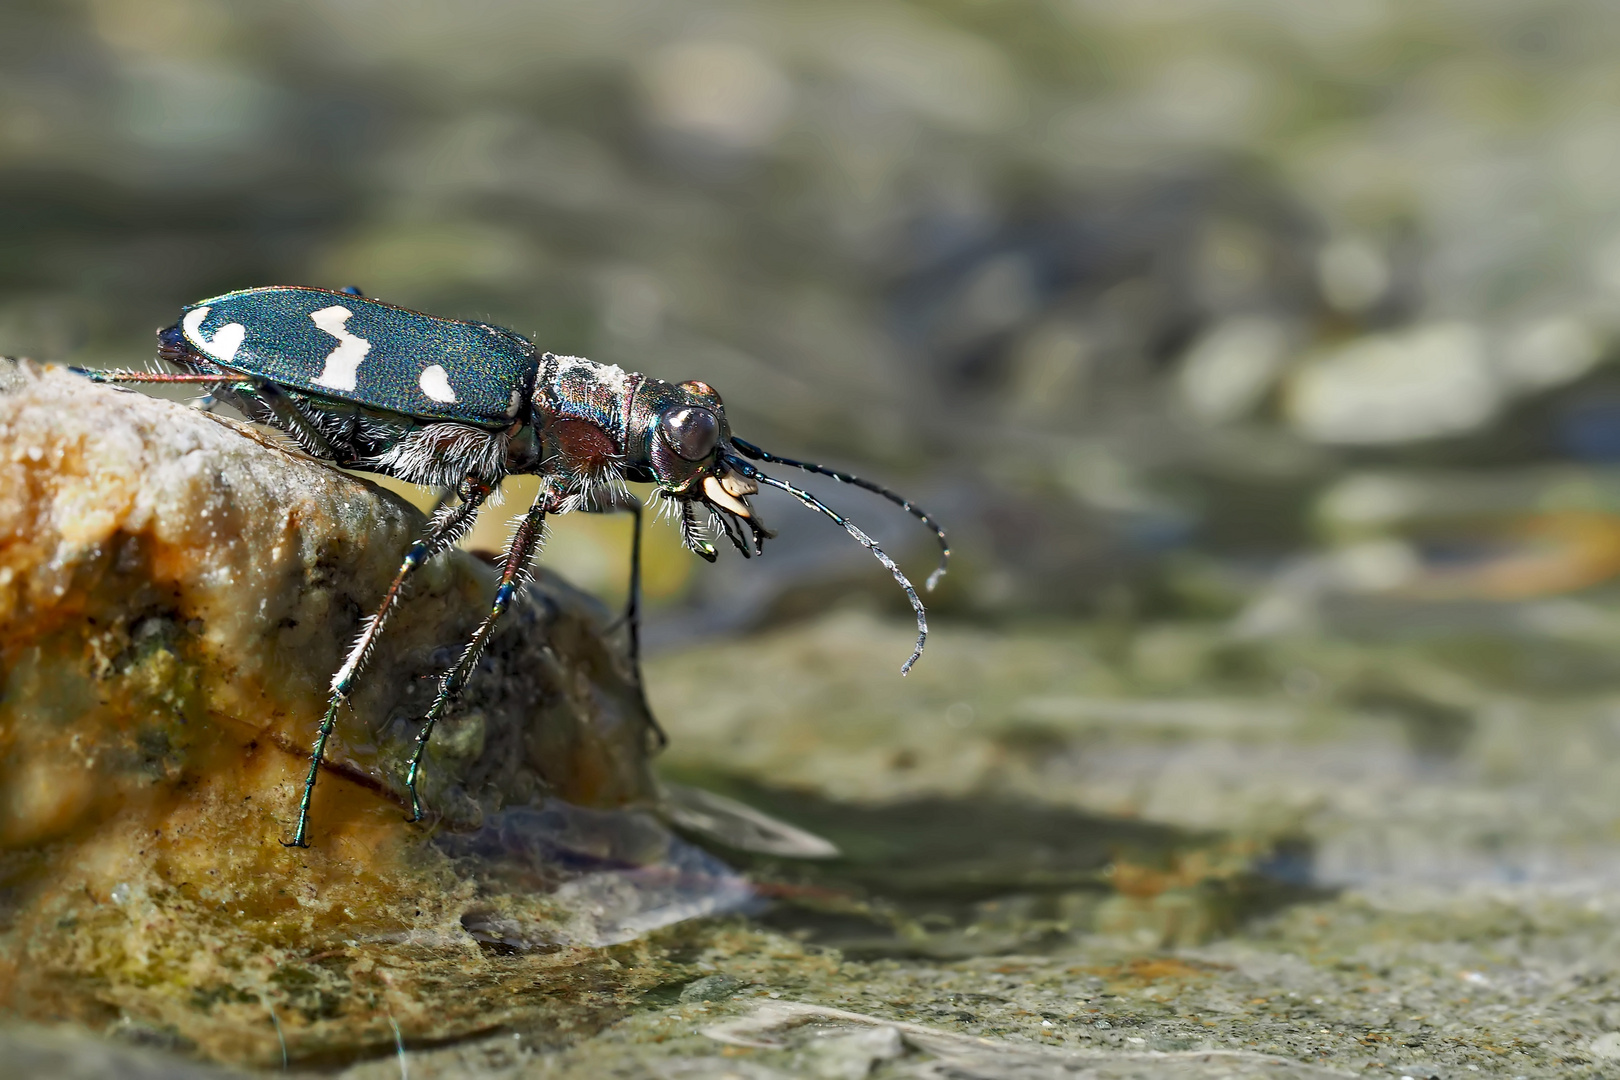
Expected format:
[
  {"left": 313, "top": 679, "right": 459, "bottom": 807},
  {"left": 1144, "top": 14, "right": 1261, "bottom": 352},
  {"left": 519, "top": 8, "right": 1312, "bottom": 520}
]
[{"left": 659, "top": 405, "right": 719, "bottom": 461}]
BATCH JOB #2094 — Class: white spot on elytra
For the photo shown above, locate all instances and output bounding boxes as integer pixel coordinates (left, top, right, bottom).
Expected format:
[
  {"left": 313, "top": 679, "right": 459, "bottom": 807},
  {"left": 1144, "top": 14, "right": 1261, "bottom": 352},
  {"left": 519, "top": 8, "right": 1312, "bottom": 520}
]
[
  {"left": 419, "top": 364, "right": 457, "bottom": 403},
  {"left": 182, "top": 307, "right": 245, "bottom": 363},
  {"left": 309, "top": 305, "right": 372, "bottom": 392}
]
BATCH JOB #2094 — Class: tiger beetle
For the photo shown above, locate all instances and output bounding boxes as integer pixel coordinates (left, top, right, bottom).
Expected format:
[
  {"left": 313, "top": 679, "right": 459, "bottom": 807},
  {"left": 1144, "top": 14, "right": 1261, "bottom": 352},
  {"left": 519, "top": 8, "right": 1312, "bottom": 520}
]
[{"left": 77, "top": 285, "right": 949, "bottom": 847}]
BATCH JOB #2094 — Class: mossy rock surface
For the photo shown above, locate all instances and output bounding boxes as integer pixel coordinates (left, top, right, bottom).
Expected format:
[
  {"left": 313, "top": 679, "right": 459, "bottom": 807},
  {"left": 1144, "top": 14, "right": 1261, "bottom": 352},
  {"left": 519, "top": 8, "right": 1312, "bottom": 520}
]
[{"left": 0, "top": 362, "right": 702, "bottom": 1065}]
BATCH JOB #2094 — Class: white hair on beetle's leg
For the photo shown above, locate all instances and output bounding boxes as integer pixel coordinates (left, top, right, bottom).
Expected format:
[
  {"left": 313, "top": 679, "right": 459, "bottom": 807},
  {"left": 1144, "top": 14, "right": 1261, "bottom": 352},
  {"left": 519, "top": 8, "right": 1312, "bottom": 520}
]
[{"left": 330, "top": 613, "right": 380, "bottom": 692}]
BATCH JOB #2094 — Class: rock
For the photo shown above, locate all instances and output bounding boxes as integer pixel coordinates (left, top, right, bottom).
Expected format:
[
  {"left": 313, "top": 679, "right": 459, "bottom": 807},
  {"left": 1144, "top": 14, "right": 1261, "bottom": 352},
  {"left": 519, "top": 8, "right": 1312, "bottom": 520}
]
[
  {"left": 679, "top": 973, "right": 745, "bottom": 1003},
  {"left": 0, "top": 360, "right": 735, "bottom": 1065},
  {"left": 0, "top": 1022, "right": 251, "bottom": 1079},
  {"left": 1176, "top": 316, "right": 1292, "bottom": 425},
  {"left": 1589, "top": 1031, "right": 1620, "bottom": 1060},
  {"left": 703, "top": 1002, "right": 1351, "bottom": 1079},
  {"left": 0, "top": 362, "right": 659, "bottom": 837},
  {"left": 1286, "top": 323, "right": 1499, "bottom": 445},
  {"left": 795, "top": 1024, "right": 903, "bottom": 1080}
]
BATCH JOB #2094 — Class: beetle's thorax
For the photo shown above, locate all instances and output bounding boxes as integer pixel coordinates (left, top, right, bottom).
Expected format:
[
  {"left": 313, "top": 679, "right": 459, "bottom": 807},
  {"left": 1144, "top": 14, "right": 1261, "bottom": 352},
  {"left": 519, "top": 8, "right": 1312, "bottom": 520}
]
[
  {"left": 535, "top": 354, "right": 637, "bottom": 439},
  {"left": 534, "top": 353, "right": 730, "bottom": 492}
]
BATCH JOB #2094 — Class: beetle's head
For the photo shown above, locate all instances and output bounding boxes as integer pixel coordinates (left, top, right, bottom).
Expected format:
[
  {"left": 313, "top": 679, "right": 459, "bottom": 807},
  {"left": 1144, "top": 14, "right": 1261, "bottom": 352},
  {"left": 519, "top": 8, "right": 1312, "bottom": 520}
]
[
  {"left": 626, "top": 374, "right": 952, "bottom": 677},
  {"left": 625, "top": 377, "right": 772, "bottom": 559}
]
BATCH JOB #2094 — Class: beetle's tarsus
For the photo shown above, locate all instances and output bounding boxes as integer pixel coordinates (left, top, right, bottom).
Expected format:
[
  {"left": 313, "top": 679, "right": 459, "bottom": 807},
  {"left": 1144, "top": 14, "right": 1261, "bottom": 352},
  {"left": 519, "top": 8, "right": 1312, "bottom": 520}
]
[{"left": 288, "top": 695, "right": 345, "bottom": 847}]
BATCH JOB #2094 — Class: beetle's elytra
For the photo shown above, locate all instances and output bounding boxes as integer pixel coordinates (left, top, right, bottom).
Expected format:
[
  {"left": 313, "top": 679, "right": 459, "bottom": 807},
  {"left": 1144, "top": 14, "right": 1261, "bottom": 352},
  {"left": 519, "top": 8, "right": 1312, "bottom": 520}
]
[{"left": 79, "top": 285, "right": 949, "bottom": 847}]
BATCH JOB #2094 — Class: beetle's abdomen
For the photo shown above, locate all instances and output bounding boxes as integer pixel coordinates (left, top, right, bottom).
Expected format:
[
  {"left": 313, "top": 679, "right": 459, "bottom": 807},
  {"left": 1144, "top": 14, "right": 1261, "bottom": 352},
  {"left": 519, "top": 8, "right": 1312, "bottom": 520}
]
[{"left": 176, "top": 286, "right": 537, "bottom": 426}]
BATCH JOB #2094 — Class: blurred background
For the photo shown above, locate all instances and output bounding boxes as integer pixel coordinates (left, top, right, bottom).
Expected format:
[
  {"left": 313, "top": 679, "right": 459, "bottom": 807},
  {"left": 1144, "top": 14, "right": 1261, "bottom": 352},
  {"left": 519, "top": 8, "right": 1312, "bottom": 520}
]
[
  {"left": 12, "top": 0, "right": 1620, "bottom": 641},
  {"left": 25, "top": 4, "right": 1620, "bottom": 1062}
]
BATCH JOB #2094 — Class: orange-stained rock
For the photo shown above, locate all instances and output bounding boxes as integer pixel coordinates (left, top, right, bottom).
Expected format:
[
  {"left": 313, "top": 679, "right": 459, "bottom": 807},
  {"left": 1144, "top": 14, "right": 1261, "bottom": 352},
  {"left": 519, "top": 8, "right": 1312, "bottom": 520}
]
[{"left": 0, "top": 360, "right": 724, "bottom": 1066}]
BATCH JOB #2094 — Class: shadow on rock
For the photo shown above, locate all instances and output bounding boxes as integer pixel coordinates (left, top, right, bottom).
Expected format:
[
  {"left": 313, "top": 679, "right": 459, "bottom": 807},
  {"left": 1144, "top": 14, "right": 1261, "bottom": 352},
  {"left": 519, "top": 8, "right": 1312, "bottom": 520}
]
[{"left": 667, "top": 775, "right": 1332, "bottom": 959}]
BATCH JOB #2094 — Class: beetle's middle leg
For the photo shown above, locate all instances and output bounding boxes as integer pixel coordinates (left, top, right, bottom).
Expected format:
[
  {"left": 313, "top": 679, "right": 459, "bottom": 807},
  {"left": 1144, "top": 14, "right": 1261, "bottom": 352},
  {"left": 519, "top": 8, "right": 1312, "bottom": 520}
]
[
  {"left": 284, "top": 474, "right": 494, "bottom": 848},
  {"left": 404, "top": 484, "right": 559, "bottom": 822}
]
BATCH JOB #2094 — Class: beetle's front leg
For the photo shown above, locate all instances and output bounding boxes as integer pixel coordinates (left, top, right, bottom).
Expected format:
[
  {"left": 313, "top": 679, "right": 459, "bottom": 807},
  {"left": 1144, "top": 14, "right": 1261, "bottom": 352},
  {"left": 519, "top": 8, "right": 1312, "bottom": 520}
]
[
  {"left": 284, "top": 475, "right": 494, "bottom": 848},
  {"left": 404, "top": 484, "right": 558, "bottom": 822}
]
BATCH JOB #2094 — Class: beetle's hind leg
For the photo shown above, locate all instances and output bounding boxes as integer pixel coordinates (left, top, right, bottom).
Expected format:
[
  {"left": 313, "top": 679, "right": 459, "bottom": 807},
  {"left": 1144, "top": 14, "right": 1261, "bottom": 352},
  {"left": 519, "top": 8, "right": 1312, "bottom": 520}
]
[
  {"left": 73, "top": 369, "right": 227, "bottom": 384},
  {"left": 73, "top": 349, "right": 233, "bottom": 387},
  {"left": 404, "top": 485, "right": 558, "bottom": 823},
  {"left": 72, "top": 354, "right": 340, "bottom": 459},
  {"left": 75, "top": 329, "right": 232, "bottom": 385},
  {"left": 284, "top": 475, "right": 494, "bottom": 848}
]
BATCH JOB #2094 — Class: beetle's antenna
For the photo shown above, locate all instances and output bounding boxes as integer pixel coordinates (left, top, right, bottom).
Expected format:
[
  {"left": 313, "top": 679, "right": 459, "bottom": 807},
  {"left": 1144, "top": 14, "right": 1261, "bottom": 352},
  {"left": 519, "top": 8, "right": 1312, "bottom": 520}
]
[
  {"left": 730, "top": 437, "right": 949, "bottom": 591},
  {"left": 726, "top": 457, "right": 927, "bottom": 675}
]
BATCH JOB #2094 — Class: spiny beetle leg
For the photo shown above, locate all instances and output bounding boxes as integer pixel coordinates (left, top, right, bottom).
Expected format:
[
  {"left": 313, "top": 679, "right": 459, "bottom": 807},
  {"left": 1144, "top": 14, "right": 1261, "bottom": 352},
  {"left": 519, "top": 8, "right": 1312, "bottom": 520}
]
[
  {"left": 283, "top": 476, "right": 494, "bottom": 848},
  {"left": 404, "top": 487, "right": 556, "bottom": 823},
  {"left": 72, "top": 369, "right": 227, "bottom": 384}
]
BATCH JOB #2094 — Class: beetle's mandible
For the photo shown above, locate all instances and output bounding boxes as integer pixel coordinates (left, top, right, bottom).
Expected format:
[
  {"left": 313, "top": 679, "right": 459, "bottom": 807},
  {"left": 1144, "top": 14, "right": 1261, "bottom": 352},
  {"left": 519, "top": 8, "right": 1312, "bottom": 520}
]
[{"left": 77, "top": 285, "right": 949, "bottom": 847}]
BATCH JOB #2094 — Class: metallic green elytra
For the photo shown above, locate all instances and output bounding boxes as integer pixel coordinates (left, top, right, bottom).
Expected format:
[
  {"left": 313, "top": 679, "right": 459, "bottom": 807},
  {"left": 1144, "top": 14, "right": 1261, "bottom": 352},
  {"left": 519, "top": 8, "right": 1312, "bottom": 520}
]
[{"left": 175, "top": 286, "right": 536, "bottom": 425}]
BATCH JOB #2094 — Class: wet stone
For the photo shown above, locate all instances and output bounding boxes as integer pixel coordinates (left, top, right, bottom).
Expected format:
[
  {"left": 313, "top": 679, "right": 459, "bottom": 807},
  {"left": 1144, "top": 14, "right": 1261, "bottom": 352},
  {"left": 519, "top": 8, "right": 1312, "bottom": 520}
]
[
  {"left": 679, "top": 973, "right": 746, "bottom": 1003},
  {"left": 0, "top": 360, "right": 735, "bottom": 1065}
]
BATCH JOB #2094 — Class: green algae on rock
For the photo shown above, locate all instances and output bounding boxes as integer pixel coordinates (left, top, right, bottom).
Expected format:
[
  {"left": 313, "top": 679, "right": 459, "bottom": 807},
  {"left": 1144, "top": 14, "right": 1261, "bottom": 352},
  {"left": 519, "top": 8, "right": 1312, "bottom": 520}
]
[{"left": 0, "top": 359, "right": 742, "bottom": 1066}]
